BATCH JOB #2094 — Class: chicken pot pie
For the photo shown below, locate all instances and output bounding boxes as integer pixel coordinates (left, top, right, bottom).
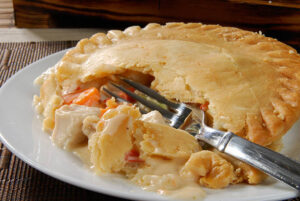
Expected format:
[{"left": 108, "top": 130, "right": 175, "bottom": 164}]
[{"left": 33, "top": 23, "right": 300, "bottom": 199}]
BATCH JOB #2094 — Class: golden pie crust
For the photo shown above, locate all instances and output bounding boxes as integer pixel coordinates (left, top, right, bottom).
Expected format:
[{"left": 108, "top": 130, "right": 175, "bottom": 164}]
[{"left": 48, "top": 22, "right": 300, "bottom": 147}]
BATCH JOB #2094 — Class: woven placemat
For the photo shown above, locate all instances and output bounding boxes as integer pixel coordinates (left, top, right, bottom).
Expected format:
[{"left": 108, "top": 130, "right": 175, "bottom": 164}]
[{"left": 0, "top": 42, "right": 299, "bottom": 201}]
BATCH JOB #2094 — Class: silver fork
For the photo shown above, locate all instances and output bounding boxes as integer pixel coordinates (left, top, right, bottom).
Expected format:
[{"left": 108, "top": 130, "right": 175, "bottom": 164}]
[{"left": 104, "top": 78, "right": 300, "bottom": 191}]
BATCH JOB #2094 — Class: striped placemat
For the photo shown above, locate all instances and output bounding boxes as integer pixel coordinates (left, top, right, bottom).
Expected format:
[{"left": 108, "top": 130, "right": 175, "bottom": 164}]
[{"left": 0, "top": 42, "right": 299, "bottom": 201}]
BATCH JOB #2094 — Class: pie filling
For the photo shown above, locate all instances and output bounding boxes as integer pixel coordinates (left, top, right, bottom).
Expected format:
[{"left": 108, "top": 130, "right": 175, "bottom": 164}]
[{"left": 33, "top": 69, "right": 265, "bottom": 200}]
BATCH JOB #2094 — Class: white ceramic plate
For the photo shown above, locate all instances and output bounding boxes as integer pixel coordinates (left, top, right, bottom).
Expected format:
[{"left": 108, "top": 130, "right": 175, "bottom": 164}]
[{"left": 0, "top": 49, "right": 299, "bottom": 201}]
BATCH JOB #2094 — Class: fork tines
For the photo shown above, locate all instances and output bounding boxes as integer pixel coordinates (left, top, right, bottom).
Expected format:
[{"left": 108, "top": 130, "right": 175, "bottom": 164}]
[
  {"left": 110, "top": 82, "right": 174, "bottom": 119},
  {"left": 102, "top": 87, "right": 127, "bottom": 103},
  {"left": 121, "top": 78, "right": 180, "bottom": 109},
  {"left": 104, "top": 78, "right": 192, "bottom": 128}
]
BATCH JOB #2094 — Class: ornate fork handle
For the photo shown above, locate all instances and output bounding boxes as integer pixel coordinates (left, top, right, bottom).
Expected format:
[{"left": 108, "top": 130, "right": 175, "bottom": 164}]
[{"left": 187, "top": 123, "right": 300, "bottom": 191}]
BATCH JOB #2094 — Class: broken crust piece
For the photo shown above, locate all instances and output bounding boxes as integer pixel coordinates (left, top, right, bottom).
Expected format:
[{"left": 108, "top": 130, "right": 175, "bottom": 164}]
[
  {"left": 33, "top": 68, "right": 63, "bottom": 132},
  {"left": 216, "top": 151, "right": 266, "bottom": 184},
  {"left": 136, "top": 120, "right": 201, "bottom": 159},
  {"left": 88, "top": 104, "right": 141, "bottom": 173},
  {"left": 180, "top": 151, "right": 236, "bottom": 189}
]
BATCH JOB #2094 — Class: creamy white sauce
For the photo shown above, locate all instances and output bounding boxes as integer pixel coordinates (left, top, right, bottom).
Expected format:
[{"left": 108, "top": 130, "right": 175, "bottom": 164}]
[
  {"left": 72, "top": 145, "right": 92, "bottom": 167},
  {"left": 164, "top": 185, "right": 206, "bottom": 200},
  {"left": 134, "top": 157, "right": 205, "bottom": 200}
]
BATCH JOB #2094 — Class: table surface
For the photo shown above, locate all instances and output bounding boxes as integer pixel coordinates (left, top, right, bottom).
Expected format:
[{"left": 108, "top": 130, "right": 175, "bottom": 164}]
[
  {"left": 0, "top": 0, "right": 108, "bottom": 42},
  {"left": 0, "top": 0, "right": 14, "bottom": 28}
]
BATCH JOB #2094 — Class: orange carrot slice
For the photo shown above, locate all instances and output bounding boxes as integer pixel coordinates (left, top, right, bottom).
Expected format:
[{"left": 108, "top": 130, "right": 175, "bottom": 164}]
[
  {"left": 72, "top": 87, "right": 100, "bottom": 107},
  {"left": 63, "top": 89, "right": 84, "bottom": 105},
  {"left": 63, "top": 87, "right": 100, "bottom": 107}
]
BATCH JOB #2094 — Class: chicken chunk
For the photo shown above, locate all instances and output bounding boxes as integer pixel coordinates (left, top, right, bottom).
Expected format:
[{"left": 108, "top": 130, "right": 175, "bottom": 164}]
[{"left": 52, "top": 104, "right": 100, "bottom": 150}]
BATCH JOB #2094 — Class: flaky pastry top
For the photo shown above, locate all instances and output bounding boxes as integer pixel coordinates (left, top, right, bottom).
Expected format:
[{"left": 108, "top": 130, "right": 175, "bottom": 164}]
[{"left": 54, "top": 23, "right": 300, "bottom": 146}]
